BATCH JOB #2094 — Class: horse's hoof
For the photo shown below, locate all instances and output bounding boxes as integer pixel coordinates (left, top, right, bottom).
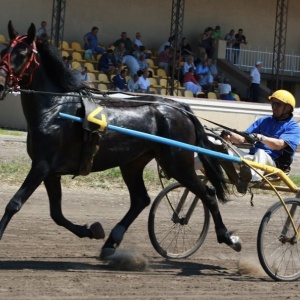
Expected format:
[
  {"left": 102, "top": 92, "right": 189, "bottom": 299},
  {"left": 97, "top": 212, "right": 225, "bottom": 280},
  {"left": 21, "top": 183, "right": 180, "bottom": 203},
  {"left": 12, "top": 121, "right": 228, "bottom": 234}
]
[
  {"left": 99, "top": 247, "right": 116, "bottom": 260},
  {"left": 90, "top": 222, "right": 105, "bottom": 239},
  {"left": 229, "top": 235, "right": 242, "bottom": 252}
]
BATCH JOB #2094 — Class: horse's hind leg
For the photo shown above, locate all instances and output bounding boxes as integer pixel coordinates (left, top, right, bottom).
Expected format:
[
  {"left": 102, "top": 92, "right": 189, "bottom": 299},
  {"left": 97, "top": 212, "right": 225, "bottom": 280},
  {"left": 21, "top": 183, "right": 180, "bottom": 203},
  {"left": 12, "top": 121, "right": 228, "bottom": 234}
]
[
  {"left": 44, "top": 175, "right": 104, "bottom": 239},
  {"left": 0, "top": 164, "right": 48, "bottom": 239},
  {"left": 100, "top": 159, "right": 151, "bottom": 259}
]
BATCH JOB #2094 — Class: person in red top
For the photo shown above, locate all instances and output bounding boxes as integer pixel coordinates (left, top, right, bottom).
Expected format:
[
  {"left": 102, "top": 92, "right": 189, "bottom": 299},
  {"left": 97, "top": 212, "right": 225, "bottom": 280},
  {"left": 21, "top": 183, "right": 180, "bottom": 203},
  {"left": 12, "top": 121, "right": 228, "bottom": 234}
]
[{"left": 183, "top": 67, "right": 202, "bottom": 95}]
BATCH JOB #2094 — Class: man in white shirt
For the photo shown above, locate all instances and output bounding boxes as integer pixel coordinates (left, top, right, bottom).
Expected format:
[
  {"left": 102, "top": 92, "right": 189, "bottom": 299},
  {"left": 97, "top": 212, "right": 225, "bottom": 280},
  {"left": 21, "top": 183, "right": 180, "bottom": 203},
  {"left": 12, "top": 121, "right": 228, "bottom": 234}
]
[
  {"left": 137, "top": 71, "right": 151, "bottom": 93},
  {"left": 249, "top": 61, "right": 262, "bottom": 102},
  {"left": 219, "top": 78, "right": 235, "bottom": 100},
  {"left": 121, "top": 55, "right": 140, "bottom": 77}
]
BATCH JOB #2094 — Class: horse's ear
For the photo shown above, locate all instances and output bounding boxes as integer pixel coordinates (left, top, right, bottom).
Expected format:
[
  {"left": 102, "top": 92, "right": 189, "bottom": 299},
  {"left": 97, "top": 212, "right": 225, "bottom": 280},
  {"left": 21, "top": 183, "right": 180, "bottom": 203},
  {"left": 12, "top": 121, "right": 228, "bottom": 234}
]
[
  {"left": 8, "top": 20, "right": 18, "bottom": 40},
  {"left": 27, "top": 23, "right": 36, "bottom": 43}
]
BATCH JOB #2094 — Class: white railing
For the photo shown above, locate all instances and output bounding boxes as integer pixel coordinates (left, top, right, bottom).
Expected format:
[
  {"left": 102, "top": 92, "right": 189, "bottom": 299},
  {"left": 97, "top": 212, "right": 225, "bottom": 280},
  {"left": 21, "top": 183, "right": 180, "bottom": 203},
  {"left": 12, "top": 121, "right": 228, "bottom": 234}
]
[{"left": 226, "top": 46, "right": 300, "bottom": 77}]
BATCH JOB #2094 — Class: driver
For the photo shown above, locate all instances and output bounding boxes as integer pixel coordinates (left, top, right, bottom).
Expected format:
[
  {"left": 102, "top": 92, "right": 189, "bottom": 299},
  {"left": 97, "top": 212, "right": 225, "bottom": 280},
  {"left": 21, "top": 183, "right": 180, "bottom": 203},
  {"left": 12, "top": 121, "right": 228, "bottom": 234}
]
[{"left": 227, "top": 90, "right": 300, "bottom": 193}]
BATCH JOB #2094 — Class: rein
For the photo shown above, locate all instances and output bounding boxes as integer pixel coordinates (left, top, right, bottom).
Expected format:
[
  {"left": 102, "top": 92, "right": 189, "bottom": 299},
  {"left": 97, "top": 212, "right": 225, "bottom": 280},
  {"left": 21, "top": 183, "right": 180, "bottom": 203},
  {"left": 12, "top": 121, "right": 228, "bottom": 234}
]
[{"left": 0, "top": 35, "right": 40, "bottom": 92}]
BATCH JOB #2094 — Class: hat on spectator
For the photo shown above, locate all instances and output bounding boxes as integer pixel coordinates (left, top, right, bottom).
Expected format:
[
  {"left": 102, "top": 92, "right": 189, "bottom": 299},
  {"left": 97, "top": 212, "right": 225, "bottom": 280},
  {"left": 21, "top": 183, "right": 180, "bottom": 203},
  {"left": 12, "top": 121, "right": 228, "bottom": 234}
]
[{"left": 256, "top": 61, "right": 263, "bottom": 65}]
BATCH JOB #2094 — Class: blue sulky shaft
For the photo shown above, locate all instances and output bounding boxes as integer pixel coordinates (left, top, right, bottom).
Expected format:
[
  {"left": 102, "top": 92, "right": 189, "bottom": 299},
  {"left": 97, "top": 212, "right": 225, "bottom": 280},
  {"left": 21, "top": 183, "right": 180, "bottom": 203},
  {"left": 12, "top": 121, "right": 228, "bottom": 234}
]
[{"left": 59, "top": 112, "right": 241, "bottom": 163}]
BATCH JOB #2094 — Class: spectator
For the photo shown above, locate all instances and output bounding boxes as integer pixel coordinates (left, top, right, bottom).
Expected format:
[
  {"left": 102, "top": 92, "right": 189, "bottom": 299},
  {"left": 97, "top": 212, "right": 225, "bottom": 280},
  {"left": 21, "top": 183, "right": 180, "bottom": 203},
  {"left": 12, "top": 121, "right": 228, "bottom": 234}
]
[
  {"left": 195, "top": 59, "right": 214, "bottom": 91},
  {"left": 207, "top": 58, "right": 220, "bottom": 82},
  {"left": 199, "top": 27, "right": 214, "bottom": 59},
  {"left": 219, "top": 78, "right": 235, "bottom": 100},
  {"left": 158, "top": 45, "right": 170, "bottom": 75},
  {"left": 114, "top": 42, "right": 126, "bottom": 64},
  {"left": 75, "top": 66, "right": 94, "bottom": 88},
  {"left": 249, "top": 61, "right": 263, "bottom": 102},
  {"left": 136, "top": 54, "right": 152, "bottom": 77},
  {"left": 127, "top": 74, "right": 140, "bottom": 92},
  {"left": 181, "top": 37, "right": 193, "bottom": 61},
  {"left": 183, "top": 67, "right": 202, "bottom": 95},
  {"left": 97, "top": 49, "right": 117, "bottom": 82},
  {"left": 227, "top": 90, "right": 300, "bottom": 192},
  {"left": 83, "top": 26, "right": 105, "bottom": 56},
  {"left": 212, "top": 25, "right": 222, "bottom": 40},
  {"left": 121, "top": 55, "right": 140, "bottom": 77},
  {"left": 36, "top": 21, "right": 48, "bottom": 38},
  {"left": 224, "top": 29, "right": 235, "bottom": 61},
  {"left": 158, "top": 35, "right": 175, "bottom": 55},
  {"left": 113, "top": 32, "right": 133, "bottom": 55},
  {"left": 64, "top": 55, "right": 73, "bottom": 69},
  {"left": 112, "top": 69, "right": 128, "bottom": 91},
  {"left": 133, "top": 32, "right": 143, "bottom": 48},
  {"left": 137, "top": 70, "right": 152, "bottom": 93},
  {"left": 183, "top": 55, "right": 195, "bottom": 75},
  {"left": 233, "top": 28, "right": 247, "bottom": 64}
]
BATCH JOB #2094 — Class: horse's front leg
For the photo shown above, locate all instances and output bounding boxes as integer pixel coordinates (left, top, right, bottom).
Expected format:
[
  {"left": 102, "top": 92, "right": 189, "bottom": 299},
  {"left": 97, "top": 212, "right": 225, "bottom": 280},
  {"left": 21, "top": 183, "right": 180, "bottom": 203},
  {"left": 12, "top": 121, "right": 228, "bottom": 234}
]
[
  {"left": 0, "top": 162, "right": 49, "bottom": 239},
  {"left": 44, "top": 175, "right": 105, "bottom": 239},
  {"left": 100, "top": 164, "right": 151, "bottom": 259}
]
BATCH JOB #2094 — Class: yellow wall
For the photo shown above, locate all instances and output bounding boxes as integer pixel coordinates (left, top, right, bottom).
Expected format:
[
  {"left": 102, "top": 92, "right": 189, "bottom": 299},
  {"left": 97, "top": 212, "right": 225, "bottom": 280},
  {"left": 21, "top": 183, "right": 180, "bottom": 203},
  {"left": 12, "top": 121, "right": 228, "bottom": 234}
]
[{"left": 0, "top": 0, "right": 299, "bottom": 54}]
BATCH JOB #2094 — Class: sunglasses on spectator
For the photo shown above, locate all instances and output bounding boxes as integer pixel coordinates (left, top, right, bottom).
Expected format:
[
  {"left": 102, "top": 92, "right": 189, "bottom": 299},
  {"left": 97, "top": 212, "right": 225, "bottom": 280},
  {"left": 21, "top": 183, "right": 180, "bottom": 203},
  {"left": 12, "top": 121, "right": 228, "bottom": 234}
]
[{"left": 271, "top": 102, "right": 282, "bottom": 108}]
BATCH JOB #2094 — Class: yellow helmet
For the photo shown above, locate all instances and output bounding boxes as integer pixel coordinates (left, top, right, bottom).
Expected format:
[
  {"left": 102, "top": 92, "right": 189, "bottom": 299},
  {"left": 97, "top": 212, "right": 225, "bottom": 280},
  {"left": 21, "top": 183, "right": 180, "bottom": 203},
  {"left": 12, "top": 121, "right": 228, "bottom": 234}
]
[{"left": 268, "top": 90, "right": 296, "bottom": 108}]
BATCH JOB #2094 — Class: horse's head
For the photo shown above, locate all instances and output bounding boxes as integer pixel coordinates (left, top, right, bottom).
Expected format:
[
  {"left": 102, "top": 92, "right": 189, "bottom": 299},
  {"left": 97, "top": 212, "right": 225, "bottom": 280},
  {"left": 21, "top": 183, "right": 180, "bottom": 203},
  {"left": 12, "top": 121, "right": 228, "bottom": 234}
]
[{"left": 0, "top": 21, "right": 40, "bottom": 100}]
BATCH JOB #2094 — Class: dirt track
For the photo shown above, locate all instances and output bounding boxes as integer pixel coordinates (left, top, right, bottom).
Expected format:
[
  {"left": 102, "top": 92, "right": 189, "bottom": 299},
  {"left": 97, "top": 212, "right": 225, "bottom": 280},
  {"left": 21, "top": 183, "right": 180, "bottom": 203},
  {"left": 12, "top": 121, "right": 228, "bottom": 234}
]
[{"left": 0, "top": 139, "right": 299, "bottom": 299}]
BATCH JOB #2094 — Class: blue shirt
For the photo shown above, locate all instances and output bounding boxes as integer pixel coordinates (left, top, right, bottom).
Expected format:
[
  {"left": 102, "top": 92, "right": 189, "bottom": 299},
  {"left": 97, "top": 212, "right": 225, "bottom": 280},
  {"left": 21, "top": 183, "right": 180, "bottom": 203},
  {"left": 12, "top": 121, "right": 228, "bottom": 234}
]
[
  {"left": 112, "top": 75, "right": 127, "bottom": 90},
  {"left": 245, "top": 115, "right": 300, "bottom": 160},
  {"left": 84, "top": 32, "right": 98, "bottom": 50}
]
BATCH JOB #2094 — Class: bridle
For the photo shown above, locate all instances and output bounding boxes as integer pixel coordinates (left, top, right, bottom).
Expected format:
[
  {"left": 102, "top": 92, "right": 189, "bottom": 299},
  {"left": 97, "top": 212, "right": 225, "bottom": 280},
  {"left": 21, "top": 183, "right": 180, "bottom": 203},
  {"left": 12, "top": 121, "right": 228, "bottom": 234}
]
[{"left": 0, "top": 35, "right": 40, "bottom": 92}]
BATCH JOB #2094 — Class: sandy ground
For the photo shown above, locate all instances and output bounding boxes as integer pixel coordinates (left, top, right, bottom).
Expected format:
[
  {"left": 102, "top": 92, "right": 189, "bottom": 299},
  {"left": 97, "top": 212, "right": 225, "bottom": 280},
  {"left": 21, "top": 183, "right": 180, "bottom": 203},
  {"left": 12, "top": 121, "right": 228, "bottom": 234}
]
[{"left": 0, "top": 138, "right": 299, "bottom": 299}]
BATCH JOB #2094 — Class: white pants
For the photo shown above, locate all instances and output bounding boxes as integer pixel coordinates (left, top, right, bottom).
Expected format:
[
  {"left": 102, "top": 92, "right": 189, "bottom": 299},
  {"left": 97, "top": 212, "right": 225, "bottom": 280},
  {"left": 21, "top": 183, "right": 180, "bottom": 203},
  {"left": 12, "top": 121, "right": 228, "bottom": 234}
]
[{"left": 194, "top": 146, "right": 276, "bottom": 182}]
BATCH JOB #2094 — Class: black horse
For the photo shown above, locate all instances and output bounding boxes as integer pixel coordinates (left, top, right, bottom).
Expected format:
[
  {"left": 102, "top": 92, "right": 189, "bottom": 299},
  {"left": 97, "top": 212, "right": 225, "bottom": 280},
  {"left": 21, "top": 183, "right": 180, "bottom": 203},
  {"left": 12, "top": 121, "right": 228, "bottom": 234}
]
[{"left": 0, "top": 21, "right": 241, "bottom": 258}]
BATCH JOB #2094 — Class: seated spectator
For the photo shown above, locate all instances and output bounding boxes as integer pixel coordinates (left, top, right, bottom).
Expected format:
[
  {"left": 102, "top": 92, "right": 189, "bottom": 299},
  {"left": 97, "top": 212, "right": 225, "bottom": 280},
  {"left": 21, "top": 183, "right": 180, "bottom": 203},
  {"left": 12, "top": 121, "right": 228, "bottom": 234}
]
[
  {"left": 183, "top": 67, "right": 202, "bottom": 95},
  {"left": 98, "top": 49, "right": 117, "bottom": 82},
  {"left": 158, "top": 35, "right": 175, "bottom": 55},
  {"left": 181, "top": 37, "right": 193, "bottom": 61},
  {"left": 121, "top": 55, "right": 140, "bottom": 77},
  {"left": 158, "top": 45, "right": 170, "bottom": 75},
  {"left": 183, "top": 55, "right": 196, "bottom": 75},
  {"left": 62, "top": 55, "right": 73, "bottom": 70},
  {"left": 112, "top": 69, "right": 128, "bottom": 91},
  {"left": 207, "top": 58, "right": 220, "bottom": 82},
  {"left": 219, "top": 78, "right": 236, "bottom": 100},
  {"left": 113, "top": 32, "right": 133, "bottom": 55},
  {"left": 133, "top": 32, "right": 143, "bottom": 48},
  {"left": 136, "top": 54, "right": 152, "bottom": 77},
  {"left": 75, "top": 66, "right": 94, "bottom": 88},
  {"left": 114, "top": 42, "right": 126, "bottom": 64},
  {"left": 137, "top": 70, "right": 152, "bottom": 93},
  {"left": 83, "top": 26, "right": 105, "bottom": 56},
  {"left": 195, "top": 59, "right": 214, "bottom": 91},
  {"left": 36, "top": 21, "right": 48, "bottom": 38},
  {"left": 127, "top": 74, "right": 140, "bottom": 92}
]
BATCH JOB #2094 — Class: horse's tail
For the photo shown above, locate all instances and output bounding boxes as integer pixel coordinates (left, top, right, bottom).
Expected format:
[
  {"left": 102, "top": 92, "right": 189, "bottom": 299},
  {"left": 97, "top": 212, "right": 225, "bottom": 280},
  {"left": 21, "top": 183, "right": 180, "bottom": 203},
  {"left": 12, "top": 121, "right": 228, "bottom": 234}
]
[{"left": 184, "top": 105, "right": 228, "bottom": 203}]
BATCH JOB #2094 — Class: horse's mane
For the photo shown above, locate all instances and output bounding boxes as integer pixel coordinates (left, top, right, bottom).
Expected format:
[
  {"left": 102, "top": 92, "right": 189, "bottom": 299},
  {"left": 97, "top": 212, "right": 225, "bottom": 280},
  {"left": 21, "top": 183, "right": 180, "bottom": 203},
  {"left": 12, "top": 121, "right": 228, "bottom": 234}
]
[{"left": 36, "top": 40, "right": 85, "bottom": 92}]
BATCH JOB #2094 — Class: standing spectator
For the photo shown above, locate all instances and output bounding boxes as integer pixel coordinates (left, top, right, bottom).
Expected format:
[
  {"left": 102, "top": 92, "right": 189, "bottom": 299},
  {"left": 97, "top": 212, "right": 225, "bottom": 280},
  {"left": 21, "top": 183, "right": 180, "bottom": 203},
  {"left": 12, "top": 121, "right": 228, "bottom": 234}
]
[
  {"left": 137, "top": 70, "right": 151, "bottom": 93},
  {"left": 112, "top": 69, "right": 128, "bottom": 91},
  {"left": 232, "top": 28, "right": 247, "bottom": 64},
  {"left": 97, "top": 49, "right": 117, "bottom": 82},
  {"left": 158, "top": 45, "right": 170, "bottom": 75},
  {"left": 199, "top": 27, "right": 214, "bottom": 59},
  {"left": 158, "top": 35, "right": 175, "bottom": 55},
  {"left": 114, "top": 42, "right": 126, "bottom": 64},
  {"left": 83, "top": 26, "right": 105, "bottom": 56},
  {"left": 127, "top": 74, "right": 140, "bottom": 92},
  {"left": 212, "top": 25, "right": 222, "bottom": 40},
  {"left": 121, "top": 55, "right": 140, "bottom": 77},
  {"left": 183, "top": 55, "right": 196, "bottom": 75},
  {"left": 219, "top": 78, "right": 235, "bottom": 100},
  {"left": 113, "top": 32, "right": 133, "bottom": 55},
  {"left": 249, "top": 61, "right": 263, "bottom": 102},
  {"left": 181, "top": 37, "right": 193, "bottom": 61},
  {"left": 224, "top": 29, "right": 235, "bottom": 61},
  {"left": 183, "top": 67, "right": 202, "bottom": 95},
  {"left": 36, "top": 21, "right": 48, "bottom": 38}
]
